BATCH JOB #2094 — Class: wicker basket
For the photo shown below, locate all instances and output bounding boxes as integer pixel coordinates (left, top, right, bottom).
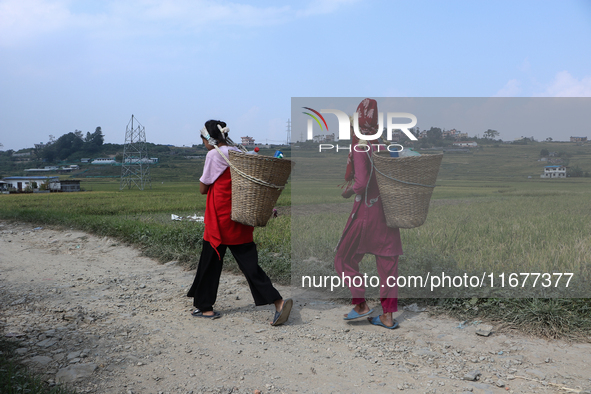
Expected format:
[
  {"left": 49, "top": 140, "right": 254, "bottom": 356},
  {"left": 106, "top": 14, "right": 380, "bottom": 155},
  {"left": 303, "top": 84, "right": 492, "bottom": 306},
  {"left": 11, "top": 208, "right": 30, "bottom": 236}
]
[
  {"left": 228, "top": 150, "right": 293, "bottom": 227},
  {"left": 372, "top": 152, "right": 443, "bottom": 229}
]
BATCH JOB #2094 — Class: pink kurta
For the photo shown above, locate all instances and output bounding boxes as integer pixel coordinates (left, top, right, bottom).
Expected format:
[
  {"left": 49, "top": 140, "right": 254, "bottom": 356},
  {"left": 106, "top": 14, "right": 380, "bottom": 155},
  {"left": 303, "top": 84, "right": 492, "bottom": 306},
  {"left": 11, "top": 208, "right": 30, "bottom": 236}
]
[
  {"left": 334, "top": 142, "right": 402, "bottom": 312},
  {"left": 336, "top": 143, "right": 403, "bottom": 256}
]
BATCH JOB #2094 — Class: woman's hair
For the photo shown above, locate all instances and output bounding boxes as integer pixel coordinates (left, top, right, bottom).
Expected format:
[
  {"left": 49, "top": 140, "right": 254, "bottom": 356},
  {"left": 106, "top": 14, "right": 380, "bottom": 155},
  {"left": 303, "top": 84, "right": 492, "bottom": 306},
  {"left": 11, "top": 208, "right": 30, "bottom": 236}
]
[{"left": 203, "top": 120, "right": 227, "bottom": 143}]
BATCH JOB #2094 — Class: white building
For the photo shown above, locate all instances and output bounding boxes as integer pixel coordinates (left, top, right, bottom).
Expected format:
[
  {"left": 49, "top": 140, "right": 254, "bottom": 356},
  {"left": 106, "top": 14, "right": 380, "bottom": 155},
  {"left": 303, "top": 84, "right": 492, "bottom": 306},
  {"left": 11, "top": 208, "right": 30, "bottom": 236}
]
[
  {"left": 313, "top": 134, "right": 335, "bottom": 143},
  {"left": 24, "top": 165, "right": 79, "bottom": 173},
  {"left": 25, "top": 168, "right": 52, "bottom": 172},
  {"left": 123, "top": 157, "right": 158, "bottom": 164},
  {"left": 541, "top": 165, "right": 566, "bottom": 178},
  {"left": 1, "top": 176, "right": 60, "bottom": 192},
  {"left": 452, "top": 141, "right": 478, "bottom": 148},
  {"left": 91, "top": 158, "right": 116, "bottom": 164}
]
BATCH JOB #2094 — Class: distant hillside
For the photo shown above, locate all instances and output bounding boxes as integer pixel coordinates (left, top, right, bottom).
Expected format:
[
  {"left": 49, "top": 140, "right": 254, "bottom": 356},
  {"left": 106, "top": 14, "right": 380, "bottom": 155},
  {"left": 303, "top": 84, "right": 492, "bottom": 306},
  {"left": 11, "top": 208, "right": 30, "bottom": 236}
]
[
  {"left": 2, "top": 143, "right": 588, "bottom": 183},
  {"left": 0, "top": 141, "right": 208, "bottom": 179},
  {"left": 437, "top": 142, "right": 591, "bottom": 180}
]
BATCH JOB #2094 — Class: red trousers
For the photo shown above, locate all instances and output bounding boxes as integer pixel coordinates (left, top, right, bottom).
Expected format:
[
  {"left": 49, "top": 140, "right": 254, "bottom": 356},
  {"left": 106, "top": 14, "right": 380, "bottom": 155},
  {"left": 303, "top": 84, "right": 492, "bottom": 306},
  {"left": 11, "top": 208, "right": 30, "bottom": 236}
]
[{"left": 334, "top": 251, "right": 399, "bottom": 313}]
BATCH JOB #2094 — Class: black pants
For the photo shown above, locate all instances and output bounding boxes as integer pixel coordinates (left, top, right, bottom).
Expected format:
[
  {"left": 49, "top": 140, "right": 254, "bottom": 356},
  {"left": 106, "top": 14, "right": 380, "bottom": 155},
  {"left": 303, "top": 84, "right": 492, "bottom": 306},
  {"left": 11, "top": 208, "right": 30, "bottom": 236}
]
[{"left": 187, "top": 240, "right": 282, "bottom": 312}]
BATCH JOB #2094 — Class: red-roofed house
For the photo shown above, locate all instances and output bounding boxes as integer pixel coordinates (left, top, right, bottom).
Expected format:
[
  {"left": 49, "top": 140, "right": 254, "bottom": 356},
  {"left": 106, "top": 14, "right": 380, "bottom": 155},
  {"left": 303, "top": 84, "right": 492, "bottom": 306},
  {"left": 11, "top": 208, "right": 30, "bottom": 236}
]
[{"left": 241, "top": 136, "right": 255, "bottom": 146}]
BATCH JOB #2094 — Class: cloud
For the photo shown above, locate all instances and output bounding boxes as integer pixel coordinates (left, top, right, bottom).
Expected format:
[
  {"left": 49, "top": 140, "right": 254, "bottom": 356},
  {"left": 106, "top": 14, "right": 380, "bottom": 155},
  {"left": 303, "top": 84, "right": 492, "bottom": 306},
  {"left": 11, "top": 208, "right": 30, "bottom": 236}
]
[
  {"left": 518, "top": 58, "right": 530, "bottom": 73},
  {"left": 0, "top": 0, "right": 358, "bottom": 47},
  {"left": 535, "top": 71, "right": 591, "bottom": 97},
  {"left": 125, "top": 0, "right": 292, "bottom": 28},
  {"left": 118, "top": 0, "right": 358, "bottom": 28},
  {"left": 296, "top": 0, "right": 359, "bottom": 17},
  {"left": 494, "top": 79, "right": 521, "bottom": 97}
]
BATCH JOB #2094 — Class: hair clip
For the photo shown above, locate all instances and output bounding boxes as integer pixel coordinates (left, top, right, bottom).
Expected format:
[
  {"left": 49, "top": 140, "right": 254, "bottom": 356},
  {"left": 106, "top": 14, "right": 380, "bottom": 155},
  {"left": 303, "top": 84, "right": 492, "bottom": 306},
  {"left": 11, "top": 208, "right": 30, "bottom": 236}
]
[{"left": 217, "top": 124, "right": 230, "bottom": 135}]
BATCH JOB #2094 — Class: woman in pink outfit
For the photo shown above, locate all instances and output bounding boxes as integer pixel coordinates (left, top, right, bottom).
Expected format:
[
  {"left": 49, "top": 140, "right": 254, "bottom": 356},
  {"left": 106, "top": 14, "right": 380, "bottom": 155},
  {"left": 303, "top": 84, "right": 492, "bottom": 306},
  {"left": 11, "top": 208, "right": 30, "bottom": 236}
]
[{"left": 334, "top": 98, "right": 403, "bottom": 329}]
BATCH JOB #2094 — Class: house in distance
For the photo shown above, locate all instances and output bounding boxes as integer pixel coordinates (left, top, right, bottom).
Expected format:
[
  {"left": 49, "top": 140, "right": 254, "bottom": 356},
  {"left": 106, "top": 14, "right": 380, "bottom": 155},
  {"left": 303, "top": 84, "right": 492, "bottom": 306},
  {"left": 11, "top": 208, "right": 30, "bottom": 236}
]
[
  {"left": 570, "top": 136, "right": 587, "bottom": 143},
  {"left": 541, "top": 165, "right": 566, "bottom": 178},
  {"left": 241, "top": 136, "right": 255, "bottom": 146}
]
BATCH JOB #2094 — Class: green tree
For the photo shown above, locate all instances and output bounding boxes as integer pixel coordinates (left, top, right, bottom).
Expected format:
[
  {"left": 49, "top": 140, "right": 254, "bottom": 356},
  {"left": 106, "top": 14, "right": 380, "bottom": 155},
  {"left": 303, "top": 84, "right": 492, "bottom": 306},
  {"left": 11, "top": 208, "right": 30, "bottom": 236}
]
[
  {"left": 540, "top": 148, "right": 549, "bottom": 157},
  {"left": 41, "top": 131, "right": 84, "bottom": 162},
  {"left": 426, "top": 127, "right": 442, "bottom": 145},
  {"left": 39, "top": 127, "right": 108, "bottom": 163},
  {"left": 84, "top": 127, "right": 104, "bottom": 153},
  {"left": 484, "top": 129, "right": 499, "bottom": 139}
]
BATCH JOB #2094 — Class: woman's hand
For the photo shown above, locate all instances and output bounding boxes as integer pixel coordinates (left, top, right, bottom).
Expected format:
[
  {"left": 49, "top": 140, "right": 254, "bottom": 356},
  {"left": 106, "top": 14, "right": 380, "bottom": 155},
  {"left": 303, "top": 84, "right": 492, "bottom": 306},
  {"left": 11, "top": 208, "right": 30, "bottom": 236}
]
[{"left": 341, "top": 186, "right": 355, "bottom": 199}]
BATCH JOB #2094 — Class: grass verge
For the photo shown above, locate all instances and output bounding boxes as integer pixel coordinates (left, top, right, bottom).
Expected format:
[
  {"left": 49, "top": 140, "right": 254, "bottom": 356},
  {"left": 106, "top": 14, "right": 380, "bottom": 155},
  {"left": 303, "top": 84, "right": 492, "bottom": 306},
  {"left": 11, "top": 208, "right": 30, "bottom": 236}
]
[{"left": 408, "top": 297, "right": 591, "bottom": 341}]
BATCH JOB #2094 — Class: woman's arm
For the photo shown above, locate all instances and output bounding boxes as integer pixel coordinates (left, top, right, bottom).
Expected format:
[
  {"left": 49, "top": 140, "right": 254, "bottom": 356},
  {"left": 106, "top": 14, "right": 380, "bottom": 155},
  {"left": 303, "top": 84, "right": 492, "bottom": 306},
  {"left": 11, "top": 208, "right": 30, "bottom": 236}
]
[
  {"left": 200, "top": 182, "right": 209, "bottom": 195},
  {"left": 352, "top": 145, "right": 370, "bottom": 195}
]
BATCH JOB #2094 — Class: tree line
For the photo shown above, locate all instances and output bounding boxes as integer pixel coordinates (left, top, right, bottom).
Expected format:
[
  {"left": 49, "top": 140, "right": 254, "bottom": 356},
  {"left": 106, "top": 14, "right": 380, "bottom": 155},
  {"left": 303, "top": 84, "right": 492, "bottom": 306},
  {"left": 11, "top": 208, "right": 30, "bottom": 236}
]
[{"left": 40, "top": 128, "right": 104, "bottom": 162}]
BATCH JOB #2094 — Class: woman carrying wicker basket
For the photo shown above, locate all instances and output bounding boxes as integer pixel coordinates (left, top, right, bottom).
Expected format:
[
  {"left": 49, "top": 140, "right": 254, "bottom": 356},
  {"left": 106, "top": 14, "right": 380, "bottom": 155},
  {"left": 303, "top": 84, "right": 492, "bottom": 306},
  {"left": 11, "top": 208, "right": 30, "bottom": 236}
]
[
  {"left": 187, "top": 120, "right": 292, "bottom": 326},
  {"left": 335, "top": 99, "right": 403, "bottom": 329}
]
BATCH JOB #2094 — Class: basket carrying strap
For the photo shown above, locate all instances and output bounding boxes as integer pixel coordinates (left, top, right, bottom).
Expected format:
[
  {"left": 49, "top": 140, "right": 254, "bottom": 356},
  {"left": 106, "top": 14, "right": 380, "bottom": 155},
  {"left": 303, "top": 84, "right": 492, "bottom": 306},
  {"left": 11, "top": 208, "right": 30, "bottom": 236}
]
[{"left": 213, "top": 145, "right": 285, "bottom": 190}]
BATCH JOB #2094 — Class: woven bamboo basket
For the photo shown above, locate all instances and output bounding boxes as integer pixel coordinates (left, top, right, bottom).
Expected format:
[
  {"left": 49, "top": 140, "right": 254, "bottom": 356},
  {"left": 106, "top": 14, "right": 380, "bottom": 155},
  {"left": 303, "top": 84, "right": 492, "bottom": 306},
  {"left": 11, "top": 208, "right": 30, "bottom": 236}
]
[
  {"left": 372, "top": 152, "right": 443, "bottom": 229},
  {"left": 228, "top": 150, "right": 293, "bottom": 227}
]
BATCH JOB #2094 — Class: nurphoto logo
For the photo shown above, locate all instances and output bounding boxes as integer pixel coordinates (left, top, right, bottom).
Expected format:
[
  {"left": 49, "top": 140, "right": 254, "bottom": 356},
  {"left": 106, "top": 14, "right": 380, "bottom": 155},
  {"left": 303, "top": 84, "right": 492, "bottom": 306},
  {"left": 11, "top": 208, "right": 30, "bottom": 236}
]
[{"left": 302, "top": 107, "right": 418, "bottom": 142}]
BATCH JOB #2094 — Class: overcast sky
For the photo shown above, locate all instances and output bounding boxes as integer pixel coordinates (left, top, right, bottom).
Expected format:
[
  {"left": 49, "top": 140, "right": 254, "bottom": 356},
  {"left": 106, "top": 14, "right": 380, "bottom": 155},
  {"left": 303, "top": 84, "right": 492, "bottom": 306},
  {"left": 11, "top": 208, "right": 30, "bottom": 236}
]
[{"left": 1, "top": 0, "right": 591, "bottom": 151}]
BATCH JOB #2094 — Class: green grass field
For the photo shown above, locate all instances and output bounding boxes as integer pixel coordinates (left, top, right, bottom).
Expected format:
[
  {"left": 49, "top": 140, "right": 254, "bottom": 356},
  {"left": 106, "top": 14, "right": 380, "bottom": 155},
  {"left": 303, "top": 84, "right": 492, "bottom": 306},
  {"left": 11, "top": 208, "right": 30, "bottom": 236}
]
[{"left": 291, "top": 144, "right": 591, "bottom": 299}]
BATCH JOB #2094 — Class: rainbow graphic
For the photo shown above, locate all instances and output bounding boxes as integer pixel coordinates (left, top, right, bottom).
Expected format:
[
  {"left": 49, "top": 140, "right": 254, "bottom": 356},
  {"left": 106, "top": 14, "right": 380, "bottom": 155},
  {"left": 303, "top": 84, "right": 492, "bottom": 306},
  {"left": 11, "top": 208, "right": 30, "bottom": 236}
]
[{"left": 302, "top": 107, "right": 328, "bottom": 131}]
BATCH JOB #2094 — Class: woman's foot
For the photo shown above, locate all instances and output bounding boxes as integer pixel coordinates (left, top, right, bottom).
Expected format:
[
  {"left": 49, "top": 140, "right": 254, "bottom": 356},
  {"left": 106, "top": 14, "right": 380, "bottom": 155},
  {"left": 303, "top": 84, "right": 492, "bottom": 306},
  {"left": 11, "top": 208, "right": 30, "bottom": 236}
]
[
  {"left": 367, "top": 314, "right": 398, "bottom": 329},
  {"left": 271, "top": 298, "right": 293, "bottom": 326},
  {"left": 274, "top": 298, "right": 285, "bottom": 312},
  {"left": 191, "top": 309, "right": 221, "bottom": 319},
  {"left": 343, "top": 301, "right": 370, "bottom": 318},
  {"left": 367, "top": 312, "right": 397, "bottom": 328},
  {"left": 377, "top": 313, "right": 395, "bottom": 327}
]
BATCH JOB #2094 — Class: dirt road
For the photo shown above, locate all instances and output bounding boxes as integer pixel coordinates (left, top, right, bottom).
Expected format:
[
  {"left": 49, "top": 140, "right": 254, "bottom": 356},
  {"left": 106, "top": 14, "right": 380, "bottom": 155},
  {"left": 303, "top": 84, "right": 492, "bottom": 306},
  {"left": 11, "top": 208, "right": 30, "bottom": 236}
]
[{"left": 1, "top": 221, "right": 590, "bottom": 394}]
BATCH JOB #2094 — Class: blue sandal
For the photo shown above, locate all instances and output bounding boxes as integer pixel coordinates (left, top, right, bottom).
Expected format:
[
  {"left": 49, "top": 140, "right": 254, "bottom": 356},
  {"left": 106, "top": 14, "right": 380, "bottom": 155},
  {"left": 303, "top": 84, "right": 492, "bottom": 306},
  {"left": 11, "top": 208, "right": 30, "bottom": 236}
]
[
  {"left": 368, "top": 315, "right": 398, "bottom": 329},
  {"left": 344, "top": 308, "right": 374, "bottom": 320}
]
